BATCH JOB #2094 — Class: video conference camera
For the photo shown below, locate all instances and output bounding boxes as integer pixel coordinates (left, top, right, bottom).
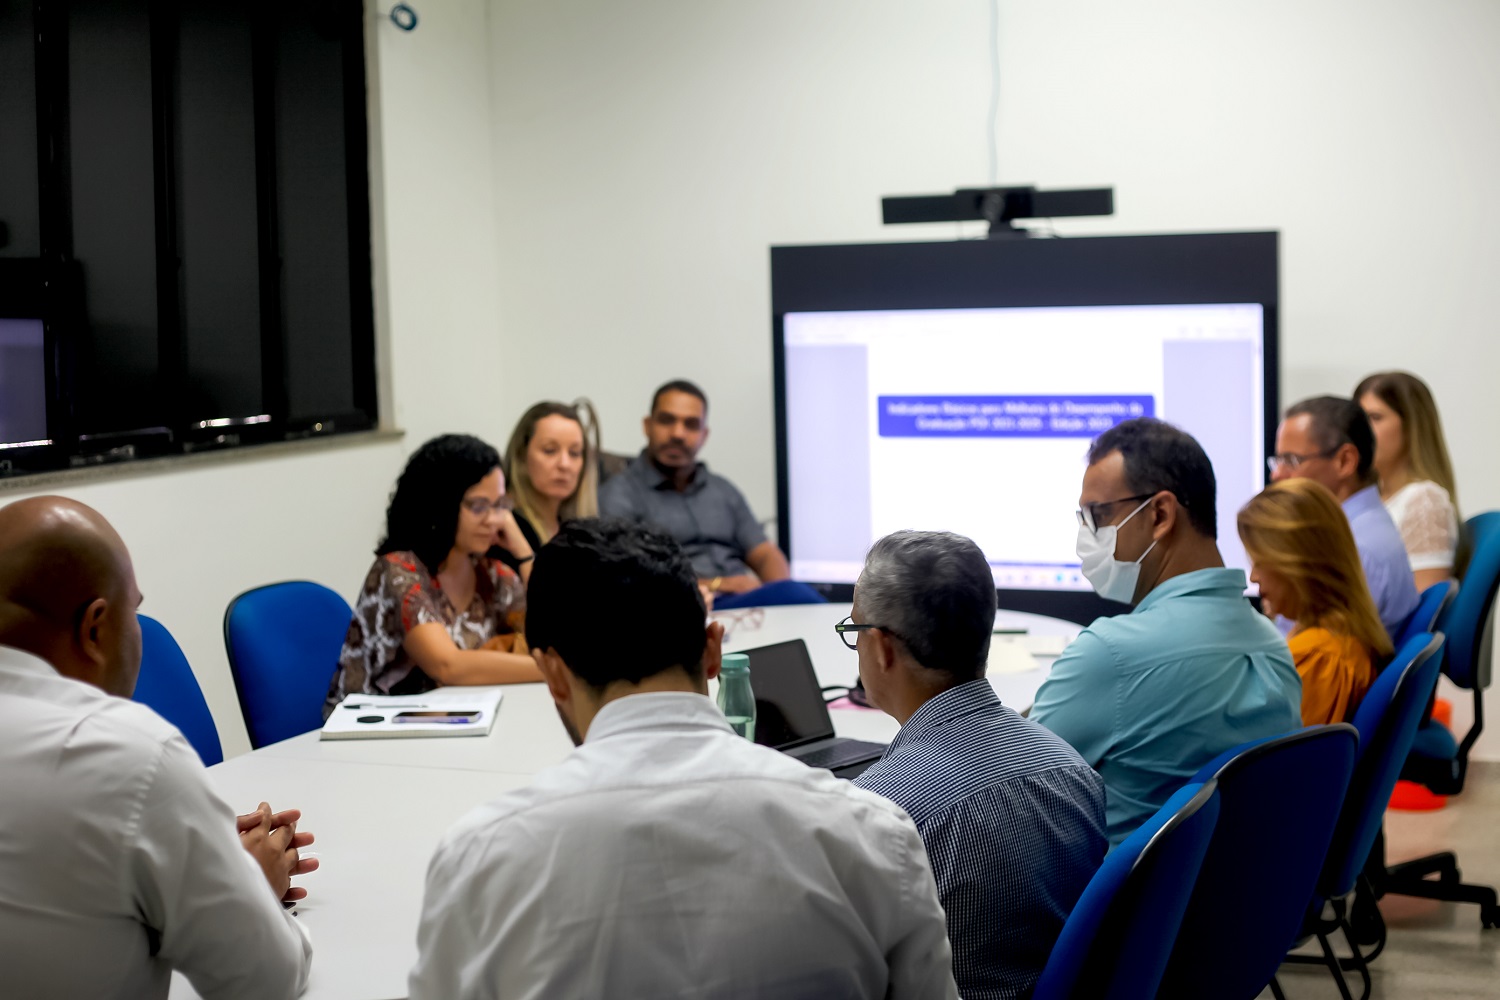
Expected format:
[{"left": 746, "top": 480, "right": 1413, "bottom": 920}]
[{"left": 882, "top": 186, "right": 1114, "bottom": 238}]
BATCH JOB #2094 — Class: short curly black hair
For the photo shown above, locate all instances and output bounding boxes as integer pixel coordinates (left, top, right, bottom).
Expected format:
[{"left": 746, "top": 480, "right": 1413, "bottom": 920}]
[
  {"left": 527, "top": 518, "right": 707, "bottom": 689},
  {"left": 377, "top": 434, "right": 502, "bottom": 574},
  {"left": 650, "top": 379, "right": 708, "bottom": 418}
]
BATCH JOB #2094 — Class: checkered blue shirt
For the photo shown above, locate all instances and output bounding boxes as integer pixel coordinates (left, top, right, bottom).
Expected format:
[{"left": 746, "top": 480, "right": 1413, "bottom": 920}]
[{"left": 855, "top": 679, "right": 1106, "bottom": 1000}]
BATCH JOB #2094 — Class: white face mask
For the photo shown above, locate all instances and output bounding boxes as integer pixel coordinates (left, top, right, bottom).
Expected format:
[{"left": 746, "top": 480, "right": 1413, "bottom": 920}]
[{"left": 1076, "top": 497, "right": 1158, "bottom": 604}]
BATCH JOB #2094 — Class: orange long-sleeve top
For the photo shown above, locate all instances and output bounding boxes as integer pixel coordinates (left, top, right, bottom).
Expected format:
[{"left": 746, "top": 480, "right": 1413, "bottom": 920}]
[{"left": 1289, "top": 627, "right": 1375, "bottom": 726}]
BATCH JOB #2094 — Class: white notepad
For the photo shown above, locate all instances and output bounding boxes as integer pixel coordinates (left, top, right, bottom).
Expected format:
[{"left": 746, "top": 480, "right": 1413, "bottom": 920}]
[{"left": 320, "top": 687, "right": 504, "bottom": 740}]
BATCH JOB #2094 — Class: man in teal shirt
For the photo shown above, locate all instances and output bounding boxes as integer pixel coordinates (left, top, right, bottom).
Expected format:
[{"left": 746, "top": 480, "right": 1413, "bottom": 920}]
[{"left": 1031, "top": 418, "right": 1301, "bottom": 846}]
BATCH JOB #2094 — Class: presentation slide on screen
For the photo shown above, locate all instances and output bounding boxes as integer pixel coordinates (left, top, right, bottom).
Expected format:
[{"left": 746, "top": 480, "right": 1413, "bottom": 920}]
[{"left": 783, "top": 304, "right": 1265, "bottom": 590}]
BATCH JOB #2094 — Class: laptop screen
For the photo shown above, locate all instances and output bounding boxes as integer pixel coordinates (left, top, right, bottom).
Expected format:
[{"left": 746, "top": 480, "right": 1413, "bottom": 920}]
[{"left": 741, "top": 639, "right": 836, "bottom": 749}]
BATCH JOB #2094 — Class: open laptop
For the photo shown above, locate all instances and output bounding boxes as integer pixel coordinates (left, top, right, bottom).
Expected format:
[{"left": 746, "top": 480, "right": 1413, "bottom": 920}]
[{"left": 741, "top": 638, "right": 887, "bottom": 777}]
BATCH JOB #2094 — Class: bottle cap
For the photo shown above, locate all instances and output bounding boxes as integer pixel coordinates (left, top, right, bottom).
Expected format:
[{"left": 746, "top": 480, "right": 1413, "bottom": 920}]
[{"left": 720, "top": 653, "right": 750, "bottom": 673}]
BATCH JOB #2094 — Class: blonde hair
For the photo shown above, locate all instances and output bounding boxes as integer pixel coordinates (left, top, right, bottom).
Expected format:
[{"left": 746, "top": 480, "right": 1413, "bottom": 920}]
[
  {"left": 1354, "top": 371, "right": 1458, "bottom": 499},
  {"left": 1237, "top": 479, "right": 1393, "bottom": 661},
  {"left": 1354, "top": 370, "right": 1467, "bottom": 574},
  {"left": 503, "top": 399, "right": 600, "bottom": 544}
]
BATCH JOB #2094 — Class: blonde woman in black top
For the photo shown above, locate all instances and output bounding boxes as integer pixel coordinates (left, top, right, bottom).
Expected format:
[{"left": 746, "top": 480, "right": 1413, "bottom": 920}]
[{"left": 500, "top": 400, "right": 601, "bottom": 565}]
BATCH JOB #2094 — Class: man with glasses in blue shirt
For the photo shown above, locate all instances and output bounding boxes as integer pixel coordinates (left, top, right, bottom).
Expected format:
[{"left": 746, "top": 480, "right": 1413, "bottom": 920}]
[
  {"left": 1270, "top": 395, "right": 1418, "bottom": 639},
  {"left": 1030, "top": 418, "right": 1301, "bottom": 847},
  {"left": 846, "top": 530, "right": 1106, "bottom": 1000}
]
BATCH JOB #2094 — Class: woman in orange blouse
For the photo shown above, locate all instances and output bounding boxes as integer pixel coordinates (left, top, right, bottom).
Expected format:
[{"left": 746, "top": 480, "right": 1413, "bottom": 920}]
[{"left": 1238, "top": 478, "right": 1393, "bottom": 725}]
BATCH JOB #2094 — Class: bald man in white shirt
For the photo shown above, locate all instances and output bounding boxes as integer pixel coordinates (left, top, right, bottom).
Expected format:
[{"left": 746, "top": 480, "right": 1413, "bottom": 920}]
[
  {"left": 409, "top": 519, "right": 958, "bottom": 1000},
  {"left": 0, "top": 496, "right": 315, "bottom": 1000}
]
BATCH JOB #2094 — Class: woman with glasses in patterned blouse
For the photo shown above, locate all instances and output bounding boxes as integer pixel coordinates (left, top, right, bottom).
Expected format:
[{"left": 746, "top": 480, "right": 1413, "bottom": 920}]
[{"left": 323, "top": 434, "right": 542, "bottom": 718}]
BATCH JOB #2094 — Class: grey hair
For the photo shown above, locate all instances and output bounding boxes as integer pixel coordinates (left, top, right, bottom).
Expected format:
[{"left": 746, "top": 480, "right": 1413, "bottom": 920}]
[{"left": 856, "top": 530, "right": 997, "bottom": 680}]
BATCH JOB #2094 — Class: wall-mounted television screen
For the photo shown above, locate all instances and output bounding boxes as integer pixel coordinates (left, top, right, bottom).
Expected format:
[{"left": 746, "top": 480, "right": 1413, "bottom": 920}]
[{"left": 772, "top": 232, "right": 1278, "bottom": 623}]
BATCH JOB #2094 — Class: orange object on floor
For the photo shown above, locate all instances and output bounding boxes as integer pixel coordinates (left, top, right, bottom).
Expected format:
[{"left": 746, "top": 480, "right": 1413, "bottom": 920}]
[
  {"left": 1432, "top": 697, "right": 1452, "bottom": 728},
  {"left": 1388, "top": 699, "right": 1455, "bottom": 811},
  {"left": 1389, "top": 780, "right": 1447, "bottom": 811}
]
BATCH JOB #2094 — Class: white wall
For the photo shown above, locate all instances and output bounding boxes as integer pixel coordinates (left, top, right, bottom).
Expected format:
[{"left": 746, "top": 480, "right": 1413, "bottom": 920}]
[
  {"left": 376, "top": 0, "right": 509, "bottom": 447},
  {"left": 485, "top": 0, "right": 1500, "bottom": 516},
  {"left": 0, "top": 0, "right": 510, "bottom": 759},
  {"left": 482, "top": 0, "right": 1500, "bottom": 755}
]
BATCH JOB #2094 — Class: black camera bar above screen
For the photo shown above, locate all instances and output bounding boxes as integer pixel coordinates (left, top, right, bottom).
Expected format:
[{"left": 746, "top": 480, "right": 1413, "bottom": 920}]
[{"left": 771, "top": 232, "right": 1279, "bottom": 626}]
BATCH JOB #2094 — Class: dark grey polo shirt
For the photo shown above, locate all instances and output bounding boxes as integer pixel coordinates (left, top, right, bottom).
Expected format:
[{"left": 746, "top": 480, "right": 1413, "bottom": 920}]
[{"left": 598, "top": 452, "right": 768, "bottom": 579}]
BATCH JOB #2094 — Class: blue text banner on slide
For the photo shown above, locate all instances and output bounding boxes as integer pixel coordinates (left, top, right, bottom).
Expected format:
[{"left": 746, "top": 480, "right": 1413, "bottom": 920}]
[{"left": 878, "top": 395, "right": 1155, "bottom": 437}]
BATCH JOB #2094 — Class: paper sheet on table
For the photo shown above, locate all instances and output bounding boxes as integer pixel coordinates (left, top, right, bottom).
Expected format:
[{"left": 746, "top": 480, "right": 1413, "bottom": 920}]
[
  {"left": 1001, "top": 633, "right": 1072, "bottom": 658},
  {"left": 320, "top": 687, "right": 504, "bottom": 740},
  {"left": 985, "top": 639, "right": 1048, "bottom": 675}
]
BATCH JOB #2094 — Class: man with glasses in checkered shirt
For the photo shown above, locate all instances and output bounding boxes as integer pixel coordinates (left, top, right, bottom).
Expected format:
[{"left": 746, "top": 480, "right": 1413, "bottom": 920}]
[{"left": 848, "top": 530, "right": 1107, "bottom": 1000}]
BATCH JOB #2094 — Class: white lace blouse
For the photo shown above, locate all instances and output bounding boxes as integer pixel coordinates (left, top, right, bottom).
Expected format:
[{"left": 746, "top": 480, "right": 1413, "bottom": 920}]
[{"left": 1384, "top": 480, "right": 1459, "bottom": 573}]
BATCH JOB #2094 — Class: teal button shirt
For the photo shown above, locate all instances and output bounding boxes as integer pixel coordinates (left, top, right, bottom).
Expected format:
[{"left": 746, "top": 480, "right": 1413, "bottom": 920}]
[{"left": 1031, "top": 568, "right": 1301, "bottom": 846}]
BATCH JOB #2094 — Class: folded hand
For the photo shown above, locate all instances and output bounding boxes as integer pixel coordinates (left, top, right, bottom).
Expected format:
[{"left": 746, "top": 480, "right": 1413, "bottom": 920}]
[{"left": 238, "top": 802, "right": 319, "bottom": 902}]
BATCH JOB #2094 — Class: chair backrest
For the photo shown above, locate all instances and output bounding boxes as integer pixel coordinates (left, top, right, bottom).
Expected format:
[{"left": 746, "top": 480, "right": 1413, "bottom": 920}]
[
  {"left": 598, "top": 449, "right": 633, "bottom": 484},
  {"left": 1031, "top": 781, "right": 1221, "bottom": 1000},
  {"left": 1438, "top": 511, "right": 1500, "bottom": 690},
  {"left": 1397, "top": 580, "right": 1456, "bottom": 650},
  {"left": 224, "top": 581, "right": 352, "bottom": 749},
  {"left": 1157, "top": 724, "right": 1358, "bottom": 1000},
  {"left": 1320, "top": 633, "right": 1444, "bottom": 899},
  {"left": 132, "top": 615, "right": 223, "bottom": 766}
]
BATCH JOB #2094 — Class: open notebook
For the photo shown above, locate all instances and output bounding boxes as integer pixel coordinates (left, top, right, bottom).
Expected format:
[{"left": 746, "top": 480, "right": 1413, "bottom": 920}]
[{"left": 320, "top": 686, "right": 504, "bottom": 740}]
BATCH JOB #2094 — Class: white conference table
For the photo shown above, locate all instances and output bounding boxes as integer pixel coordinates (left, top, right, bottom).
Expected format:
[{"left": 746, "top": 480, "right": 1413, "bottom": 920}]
[{"left": 171, "top": 602, "right": 1080, "bottom": 1000}]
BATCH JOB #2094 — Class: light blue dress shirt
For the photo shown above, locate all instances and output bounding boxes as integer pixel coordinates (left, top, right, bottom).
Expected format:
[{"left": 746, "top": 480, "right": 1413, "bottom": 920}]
[
  {"left": 1031, "top": 567, "right": 1302, "bottom": 846},
  {"left": 1342, "top": 484, "right": 1420, "bottom": 639}
]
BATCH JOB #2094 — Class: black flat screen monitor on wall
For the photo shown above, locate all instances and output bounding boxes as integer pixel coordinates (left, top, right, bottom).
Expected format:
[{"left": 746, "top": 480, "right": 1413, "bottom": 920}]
[{"left": 771, "top": 232, "right": 1279, "bottom": 625}]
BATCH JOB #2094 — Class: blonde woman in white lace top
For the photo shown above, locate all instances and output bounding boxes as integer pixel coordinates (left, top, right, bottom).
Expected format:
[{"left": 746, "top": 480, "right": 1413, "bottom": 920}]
[{"left": 1356, "top": 371, "right": 1466, "bottom": 590}]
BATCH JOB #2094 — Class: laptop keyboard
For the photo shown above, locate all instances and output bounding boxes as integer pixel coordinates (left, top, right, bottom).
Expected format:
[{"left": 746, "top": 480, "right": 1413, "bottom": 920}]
[{"left": 796, "top": 740, "right": 886, "bottom": 772}]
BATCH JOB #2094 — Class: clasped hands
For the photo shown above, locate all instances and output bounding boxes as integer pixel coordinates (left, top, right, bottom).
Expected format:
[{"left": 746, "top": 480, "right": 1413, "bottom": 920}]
[{"left": 237, "top": 802, "right": 319, "bottom": 904}]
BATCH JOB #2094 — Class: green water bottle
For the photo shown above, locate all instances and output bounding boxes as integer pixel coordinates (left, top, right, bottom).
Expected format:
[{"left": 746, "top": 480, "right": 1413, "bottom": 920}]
[{"left": 717, "top": 653, "right": 756, "bottom": 741}]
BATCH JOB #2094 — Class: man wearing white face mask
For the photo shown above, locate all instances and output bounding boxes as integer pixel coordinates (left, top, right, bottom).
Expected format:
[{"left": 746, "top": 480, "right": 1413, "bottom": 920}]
[{"left": 1031, "top": 418, "right": 1301, "bottom": 847}]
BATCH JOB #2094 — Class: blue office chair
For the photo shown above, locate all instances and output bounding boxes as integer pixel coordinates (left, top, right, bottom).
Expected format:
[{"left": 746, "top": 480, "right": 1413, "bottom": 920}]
[
  {"left": 1395, "top": 580, "right": 1455, "bottom": 650},
  {"left": 132, "top": 615, "right": 224, "bottom": 766},
  {"left": 1282, "top": 633, "right": 1445, "bottom": 1000},
  {"left": 1031, "top": 781, "right": 1220, "bottom": 1000},
  {"left": 1384, "top": 511, "right": 1500, "bottom": 927},
  {"left": 1156, "top": 724, "right": 1359, "bottom": 1000},
  {"left": 712, "top": 579, "right": 828, "bottom": 610},
  {"left": 224, "top": 581, "right": 352, "bottom": 749}
]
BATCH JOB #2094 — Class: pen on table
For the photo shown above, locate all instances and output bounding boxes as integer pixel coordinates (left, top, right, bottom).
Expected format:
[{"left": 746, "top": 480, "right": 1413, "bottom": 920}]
[{"left": 992, "top": 628, "right": 1028, "bottom": 635}]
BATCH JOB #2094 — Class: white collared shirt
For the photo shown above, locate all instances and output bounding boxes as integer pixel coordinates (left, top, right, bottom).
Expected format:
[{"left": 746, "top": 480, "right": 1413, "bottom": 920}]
[
  {"left": 0, "top": 644, "right": 312, "bottom": 1000},
  {"left": 410, "top": 691, "right": 958, "bottom": 1000}
]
